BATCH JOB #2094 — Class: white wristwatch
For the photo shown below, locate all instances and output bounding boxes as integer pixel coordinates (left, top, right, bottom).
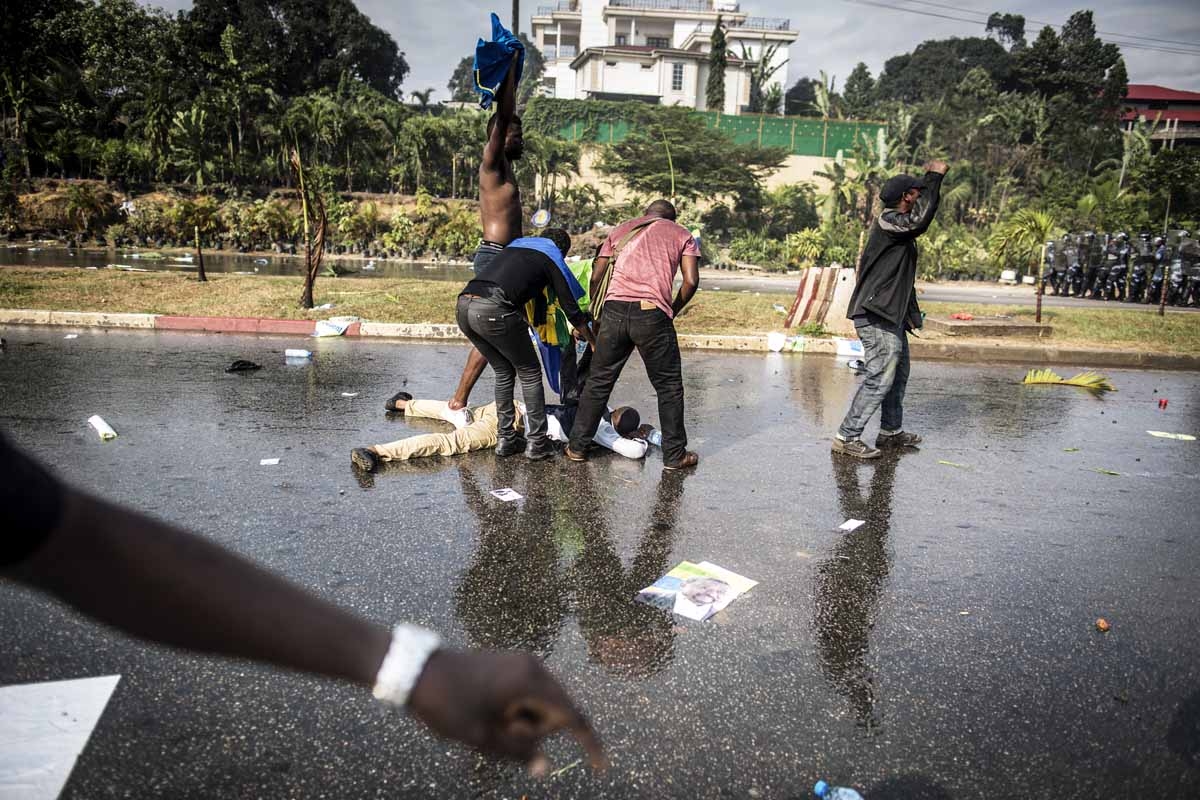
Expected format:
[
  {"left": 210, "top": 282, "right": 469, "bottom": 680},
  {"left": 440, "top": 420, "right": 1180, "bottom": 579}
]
[{"left": 372, "top": 624, "right": 442, "bottom": 707}]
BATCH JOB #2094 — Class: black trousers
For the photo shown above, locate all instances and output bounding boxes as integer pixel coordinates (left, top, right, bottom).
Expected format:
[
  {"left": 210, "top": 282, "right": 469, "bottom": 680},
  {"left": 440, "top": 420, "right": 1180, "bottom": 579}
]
[
  {"left": 568, "top": 300, "right": 687, "bottom": 463},
  {"left": 455, "top": 295, "right": 547, "bottom": 444}
]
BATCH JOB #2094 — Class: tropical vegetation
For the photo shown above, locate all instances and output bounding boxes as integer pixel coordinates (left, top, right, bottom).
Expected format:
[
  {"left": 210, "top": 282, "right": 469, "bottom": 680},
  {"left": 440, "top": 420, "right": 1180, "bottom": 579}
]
[{"left": 2, "top": 2, "right": 1196, "bottom": 280}]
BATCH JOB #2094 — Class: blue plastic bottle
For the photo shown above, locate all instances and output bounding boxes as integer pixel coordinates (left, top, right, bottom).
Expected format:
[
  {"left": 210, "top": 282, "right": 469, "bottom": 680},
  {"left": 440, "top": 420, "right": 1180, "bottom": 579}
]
[
  {"left": 814, "top": 780, "right": 864, "bottom": 800},
  {"left": 646, "top": 428, "right": 663, "bottom": 446}
]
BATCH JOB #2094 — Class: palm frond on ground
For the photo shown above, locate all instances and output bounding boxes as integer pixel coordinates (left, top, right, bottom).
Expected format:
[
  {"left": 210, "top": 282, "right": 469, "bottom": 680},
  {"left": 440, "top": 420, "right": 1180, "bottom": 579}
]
[{"left": 1021, "top": 368, "right": 1116, "bottom": 392}]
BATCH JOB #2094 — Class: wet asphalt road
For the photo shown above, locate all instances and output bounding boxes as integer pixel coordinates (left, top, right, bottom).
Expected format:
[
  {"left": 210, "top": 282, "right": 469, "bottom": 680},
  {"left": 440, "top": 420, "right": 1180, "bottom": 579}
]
[{"left": 1, "top": 327, "right": 1199, "bottom": 799}]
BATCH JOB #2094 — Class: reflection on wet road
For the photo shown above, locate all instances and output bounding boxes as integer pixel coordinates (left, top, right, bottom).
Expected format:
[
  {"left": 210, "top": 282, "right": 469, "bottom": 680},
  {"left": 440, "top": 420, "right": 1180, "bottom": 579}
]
[
  {"left": 1, "top": 327, "right": 1198, "bottom": 798},
  {"left": 816, "top": 452, "right": 901, "bottom": 733}
]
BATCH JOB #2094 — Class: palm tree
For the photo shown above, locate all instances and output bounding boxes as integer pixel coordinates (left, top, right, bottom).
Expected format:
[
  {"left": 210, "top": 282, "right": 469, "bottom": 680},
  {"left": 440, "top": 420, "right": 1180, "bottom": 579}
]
[
  {"left": 739, "top": 42, "right": 788, "bottom": 114},
  {"left": 988, "top": 208, "right": 1059, "bottom": 280},
  {"left": 169, "top": 105, "right": 218, "bottom": 187},
  {"left": 410, "top": 88, "right": 435, "bottom": 114}
]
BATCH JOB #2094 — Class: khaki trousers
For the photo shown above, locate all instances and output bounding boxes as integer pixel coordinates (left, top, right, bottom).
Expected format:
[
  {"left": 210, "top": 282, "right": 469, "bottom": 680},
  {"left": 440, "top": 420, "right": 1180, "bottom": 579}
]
[{"left": 372, "top": 399, "right": 518, "bottom": 461}]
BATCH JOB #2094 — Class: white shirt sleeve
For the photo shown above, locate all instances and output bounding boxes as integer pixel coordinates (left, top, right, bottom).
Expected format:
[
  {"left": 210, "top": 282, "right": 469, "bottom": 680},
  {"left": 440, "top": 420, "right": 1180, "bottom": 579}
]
[{"left": 595, "top": 419, "right": 648, "bottom": 459}]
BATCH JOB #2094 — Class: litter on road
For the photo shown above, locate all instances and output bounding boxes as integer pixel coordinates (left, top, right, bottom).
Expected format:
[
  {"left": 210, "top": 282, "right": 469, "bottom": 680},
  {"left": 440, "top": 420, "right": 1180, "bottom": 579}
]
[
  {"left": 937, "top": 460, "right": 968, "bottom": 468},
  {"left": 64, "top": 334, "right": 79, "bottom": 339},
  {"left": 225, "top": 360, "right": 261, "bottom": 373},
  {"left": 87, "top": 415, "right": 117, "bottom": 440},
  {"left": 259, "top": 458, "right": 280, "bottom": 466},
  {"left": 838, "top": 519, "right": 866, "bottom": 532},
  {"left": 1092, "top": 467, "right": 1120, "bottom": 476},
  {"left": 1147, "top": 431, "right": 1195, "bottom": 441},
  {"left": 1096, "top": 618, "right": 1111, "bottom": 632},
  {"left": 284, "top": 349, "right": 313, "bottom": 359},
  {"left": 313, "top": 318, "right": 353, "bottom": 337},
  {"left": 636, "top": 561, "right": 757, "bottom": 622},
  {"left": 1022, "top": 368, "right": 1115, "bottom": 392},
  {"left": 489, "top": 488, "right": 522, "bottom": 502},
  {"left": 341, "top": 392, "right": 359, "bottom": 398}
]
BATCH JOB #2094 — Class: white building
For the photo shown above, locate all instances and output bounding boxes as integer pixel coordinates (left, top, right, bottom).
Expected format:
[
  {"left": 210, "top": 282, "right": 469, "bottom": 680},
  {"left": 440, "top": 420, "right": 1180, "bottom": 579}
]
[{"left": 531, "top": 0, "right": 797, "bottom": 115}]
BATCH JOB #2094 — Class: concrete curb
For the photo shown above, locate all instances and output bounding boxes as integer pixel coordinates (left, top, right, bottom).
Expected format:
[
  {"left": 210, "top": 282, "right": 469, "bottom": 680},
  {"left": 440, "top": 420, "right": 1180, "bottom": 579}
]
[
  {"left": 2, "top": 308, "right": 1196, "bottom": 371},
  {"left": 0, "top": 309, "right": 157, "bottom": 329}
]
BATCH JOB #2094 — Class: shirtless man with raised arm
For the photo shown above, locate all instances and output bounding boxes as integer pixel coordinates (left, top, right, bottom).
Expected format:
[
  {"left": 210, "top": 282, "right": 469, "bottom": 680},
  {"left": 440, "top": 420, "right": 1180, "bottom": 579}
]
[{"left": 446, "top": 51, "right": 524, "bottom": 412}]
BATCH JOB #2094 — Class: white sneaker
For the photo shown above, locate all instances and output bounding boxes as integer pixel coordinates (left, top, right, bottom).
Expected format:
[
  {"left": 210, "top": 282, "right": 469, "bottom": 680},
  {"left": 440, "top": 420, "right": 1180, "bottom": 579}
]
[{"left": 440, "top": 406, "right": 473, "bottom": 429}]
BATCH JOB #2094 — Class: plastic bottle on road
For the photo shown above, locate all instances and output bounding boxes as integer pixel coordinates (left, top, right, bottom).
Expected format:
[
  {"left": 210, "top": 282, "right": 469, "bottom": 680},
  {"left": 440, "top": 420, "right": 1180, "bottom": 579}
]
[
  {"left": 285, "top": 348, "right": 313, "bottom": 359},
  {"left": 645, "top": 428, "right": 663, "bottom": 446},
  {"left": 814, "top": 780, "right": 864, "bottom": 800}
]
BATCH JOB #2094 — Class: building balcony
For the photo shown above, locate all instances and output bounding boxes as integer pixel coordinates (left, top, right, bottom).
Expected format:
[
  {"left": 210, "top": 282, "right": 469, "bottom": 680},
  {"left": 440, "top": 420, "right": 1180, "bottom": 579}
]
[
  {"left": 544, "top": 44, "right": 579, "bottom": 60},
  {"left": 608, "top": 0, "right": 712, "bottom": 12},
  {"left": 729, "top": 16, "right": 791, "bottom": 31},
  {"left": 535, "top": 2, "right": 579, "bottom": 16}
]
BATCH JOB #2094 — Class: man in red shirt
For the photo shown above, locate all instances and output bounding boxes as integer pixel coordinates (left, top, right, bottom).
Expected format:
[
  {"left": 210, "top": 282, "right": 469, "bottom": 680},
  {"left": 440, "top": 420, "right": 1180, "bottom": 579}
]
[{"left": 566, "top": 200, "right": 700, "bottom": 470}]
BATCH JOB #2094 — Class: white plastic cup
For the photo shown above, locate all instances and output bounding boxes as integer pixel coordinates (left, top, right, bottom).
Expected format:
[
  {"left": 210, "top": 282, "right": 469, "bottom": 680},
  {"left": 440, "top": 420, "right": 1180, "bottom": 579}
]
[{"left": 285, "top": 349, "right": 313, "bottom": 359}]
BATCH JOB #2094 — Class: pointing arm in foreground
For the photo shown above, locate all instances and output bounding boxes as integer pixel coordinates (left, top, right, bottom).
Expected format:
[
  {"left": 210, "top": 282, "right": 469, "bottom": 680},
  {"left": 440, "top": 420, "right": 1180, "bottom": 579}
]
[{"left": 3, "top": 437, "right": 604, "bottom": 775}]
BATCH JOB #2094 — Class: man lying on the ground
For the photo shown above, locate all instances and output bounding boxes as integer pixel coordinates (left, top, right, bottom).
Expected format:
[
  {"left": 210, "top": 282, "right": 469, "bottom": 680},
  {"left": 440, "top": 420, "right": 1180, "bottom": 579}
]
[{"left": 351, "top": 392, "right": 648, "bottom": 472}]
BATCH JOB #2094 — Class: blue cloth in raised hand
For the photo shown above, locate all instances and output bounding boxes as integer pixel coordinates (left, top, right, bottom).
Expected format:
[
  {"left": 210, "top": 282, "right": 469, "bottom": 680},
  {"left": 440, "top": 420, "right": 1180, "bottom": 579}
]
[{"left": 473, "top": 12, "right": 525, "bottom": 110}]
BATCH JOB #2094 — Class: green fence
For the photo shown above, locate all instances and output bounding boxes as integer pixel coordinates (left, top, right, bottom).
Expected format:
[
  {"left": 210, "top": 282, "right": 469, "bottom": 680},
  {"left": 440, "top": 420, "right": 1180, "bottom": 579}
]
[{"left": 557, "top": 112, "right": 885, "bottom": 157}]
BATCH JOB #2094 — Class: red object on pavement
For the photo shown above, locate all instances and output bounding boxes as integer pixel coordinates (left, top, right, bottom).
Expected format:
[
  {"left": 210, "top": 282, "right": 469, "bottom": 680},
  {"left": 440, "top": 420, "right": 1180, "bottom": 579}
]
[
  {"left": 1160, "top": 398, "right": 1169, "bottom": 409},
  {"left": 950, "top": 312, "right": 975, "bottom": 321}
]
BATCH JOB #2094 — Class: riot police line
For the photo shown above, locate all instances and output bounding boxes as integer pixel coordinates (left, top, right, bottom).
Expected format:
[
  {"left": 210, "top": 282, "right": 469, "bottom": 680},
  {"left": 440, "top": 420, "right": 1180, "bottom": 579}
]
[{"left": 1041, "top": 230, "right": 1200, "bottom": 306}]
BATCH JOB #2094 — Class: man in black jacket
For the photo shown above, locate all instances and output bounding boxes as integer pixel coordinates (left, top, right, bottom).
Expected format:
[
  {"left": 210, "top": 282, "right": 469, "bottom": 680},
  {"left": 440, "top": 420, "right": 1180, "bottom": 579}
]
[
  {"left": 833, "top": 161, "right": 948, "bottom": 459},
  {"left": 457, "top": 228, "right": 595, "bottom": 460}
]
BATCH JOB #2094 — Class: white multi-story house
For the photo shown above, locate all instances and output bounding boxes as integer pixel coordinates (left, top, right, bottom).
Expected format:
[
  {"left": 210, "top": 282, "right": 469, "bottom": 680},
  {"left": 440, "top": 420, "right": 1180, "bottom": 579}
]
[{"left": 531, "top": 0, "right": 797, "bottom": 115}]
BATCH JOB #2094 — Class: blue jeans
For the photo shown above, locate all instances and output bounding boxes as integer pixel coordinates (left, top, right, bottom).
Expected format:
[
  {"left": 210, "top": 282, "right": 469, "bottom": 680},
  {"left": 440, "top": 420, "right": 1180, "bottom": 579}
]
[
  {"left": 455, "top": 295, "right": 547, "bottom": 445},
  {"left": 837, "top": 320, "right": 910, "bottom": 441}
]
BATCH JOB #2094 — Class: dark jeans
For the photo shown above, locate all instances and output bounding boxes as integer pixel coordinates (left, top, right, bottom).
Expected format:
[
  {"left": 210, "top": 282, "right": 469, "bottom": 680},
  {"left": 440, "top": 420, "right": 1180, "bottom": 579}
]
[
  {"left": 568, "top": 300, "right": 687, "bottom": 463},
  {"left": 455, "top": 295, "right": 547, "bottom": 445},
  {"left": 472, "top": 242, "right": 504, "bottom": 276},
  {"left": 837, "top": 319, "right": 910, "bottom": 441}
]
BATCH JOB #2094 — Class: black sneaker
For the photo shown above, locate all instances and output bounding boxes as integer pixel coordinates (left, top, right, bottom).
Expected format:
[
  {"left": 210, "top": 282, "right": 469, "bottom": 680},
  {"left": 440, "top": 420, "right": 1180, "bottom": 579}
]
[
  {"left": 877, "top": 431, "right": 923, "bottom": 448},
  {"left": 831, "top": 438, "right": 881, "bottom": 459},
  {"left": 495, "top": 436, "right": 527, "bottom": 458},
  {"left": 384, "top": 391, "right": 413, "bottom": 412},
  {"left": 351, "top": 447, "right": 379, "bottom": 472},
  {"left": 525, "top": 438, "right": 557, "bottom": 461}
]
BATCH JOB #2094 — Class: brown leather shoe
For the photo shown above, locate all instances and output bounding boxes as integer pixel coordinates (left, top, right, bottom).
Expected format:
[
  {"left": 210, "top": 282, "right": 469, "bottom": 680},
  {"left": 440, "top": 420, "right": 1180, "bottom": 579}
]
[
  {"left": 663, "top": 451, "right": 699, "bottom": 471},
  {"left": 564, "top": 446, "right": 588, "bottom": 462}
]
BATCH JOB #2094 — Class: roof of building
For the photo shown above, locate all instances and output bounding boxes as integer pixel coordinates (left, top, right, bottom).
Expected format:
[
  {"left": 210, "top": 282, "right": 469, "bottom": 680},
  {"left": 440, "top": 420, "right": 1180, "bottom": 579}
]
[{"left": 1125, "top": 84, "right": 1200, "bottom": 103}]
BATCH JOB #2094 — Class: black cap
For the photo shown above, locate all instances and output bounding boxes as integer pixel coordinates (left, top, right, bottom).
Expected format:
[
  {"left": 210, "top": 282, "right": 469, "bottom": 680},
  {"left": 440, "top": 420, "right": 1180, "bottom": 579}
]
[{"left": 880, "top": 174, "right": 925, "bottom": 206}]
